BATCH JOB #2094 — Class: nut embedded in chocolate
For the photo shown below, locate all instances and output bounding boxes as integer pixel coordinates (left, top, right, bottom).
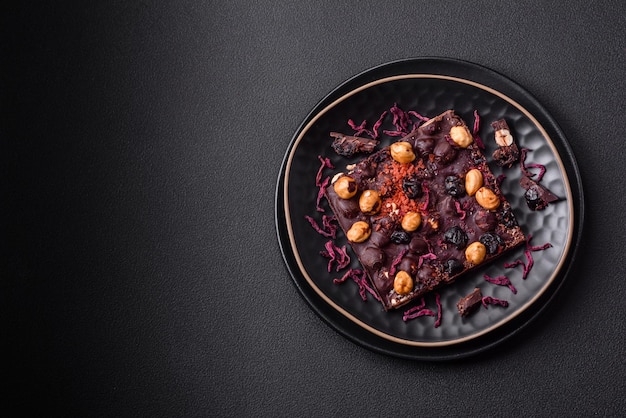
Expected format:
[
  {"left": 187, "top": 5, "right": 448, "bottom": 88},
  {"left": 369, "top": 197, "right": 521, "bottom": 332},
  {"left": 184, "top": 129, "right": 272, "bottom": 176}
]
[{"left": 491, "top": 119, "right": 520, "bottom": 168}]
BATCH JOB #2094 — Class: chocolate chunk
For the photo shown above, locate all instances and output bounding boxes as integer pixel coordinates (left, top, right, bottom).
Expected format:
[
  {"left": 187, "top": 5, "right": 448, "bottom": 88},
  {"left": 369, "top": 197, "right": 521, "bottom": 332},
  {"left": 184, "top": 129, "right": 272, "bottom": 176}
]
[
  {"left": 330, "top": 132, "right": 379, "bottom": 157},
  {"left": 491, "top": 119, "right": 520, "bottom": 168},
  {"left": 457, "top": 287, "right": 483, "bottom": 317},
  {"left": 520, "top": 175, "right": 560, "bottom": 211}
]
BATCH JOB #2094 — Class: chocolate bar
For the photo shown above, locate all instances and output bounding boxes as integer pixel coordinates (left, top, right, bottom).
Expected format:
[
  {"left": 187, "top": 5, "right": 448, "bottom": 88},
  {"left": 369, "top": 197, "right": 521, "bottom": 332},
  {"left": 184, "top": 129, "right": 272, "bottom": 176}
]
[
  {"left": 457, "top": 287, "right": 483, "bottom": 317},
  {"left": 325, "top": 110, "right": 526, "bottom": 310}
]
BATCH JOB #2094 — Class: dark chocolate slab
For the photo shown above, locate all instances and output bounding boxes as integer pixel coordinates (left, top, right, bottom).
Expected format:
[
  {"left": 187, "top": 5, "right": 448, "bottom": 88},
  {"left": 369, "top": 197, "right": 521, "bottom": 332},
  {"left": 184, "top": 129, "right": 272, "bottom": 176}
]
[{"left": 325, "top": 110, "right": 526, "bottom": 310}]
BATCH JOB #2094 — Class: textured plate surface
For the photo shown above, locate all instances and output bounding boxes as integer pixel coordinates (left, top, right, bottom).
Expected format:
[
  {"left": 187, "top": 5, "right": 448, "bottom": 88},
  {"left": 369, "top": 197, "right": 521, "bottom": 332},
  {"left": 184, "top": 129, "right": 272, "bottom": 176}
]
[{"left": 275, "top": 58, "right": 583, "bottom": 360}]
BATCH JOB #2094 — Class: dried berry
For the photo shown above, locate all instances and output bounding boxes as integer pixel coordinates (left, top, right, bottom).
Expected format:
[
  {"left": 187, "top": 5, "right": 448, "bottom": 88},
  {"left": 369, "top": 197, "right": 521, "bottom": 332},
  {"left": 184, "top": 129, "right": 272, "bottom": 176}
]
[
  {"left": 444, "top": 226, "right": 468, "bottom": 249},
  {"left": 390, "top": 230, "right": 411, "bottom": 244},
  {"left": 444, "top": 259, "right": 463, "bottom": 275},
  {"left": 402, "top": 176, "right": 422, "bottom": 199},
  {"left": 445, "top": 176, "right": 465, "bottom": 197},
  {"left": 479, "top": 232, "right": 504, "bottom": 255},
  {"left": 524, "top": 187, "right": 543, "bottom": 211}
]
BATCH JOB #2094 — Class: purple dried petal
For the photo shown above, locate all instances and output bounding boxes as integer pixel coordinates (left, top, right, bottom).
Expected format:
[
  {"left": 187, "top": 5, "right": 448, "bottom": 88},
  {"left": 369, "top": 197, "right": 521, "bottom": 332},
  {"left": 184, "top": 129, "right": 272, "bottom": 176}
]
[
  {"left": 389, "top": 249, "right": 408, "bottom": 276},
  {"left": 482, "top": 296, "right": 509, "bottom": 309},
  {"left": 434, "top": 292, "right": 443, "bottom": 328}
]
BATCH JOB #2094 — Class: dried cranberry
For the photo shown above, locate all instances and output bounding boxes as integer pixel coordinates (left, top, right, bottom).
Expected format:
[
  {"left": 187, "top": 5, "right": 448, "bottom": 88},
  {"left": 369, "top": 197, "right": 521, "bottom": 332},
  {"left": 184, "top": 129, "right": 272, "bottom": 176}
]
[
  {"left": 445, "top": 176, "right": 465, "bottom": 197},
  {"left": 402, "top": 176, "right": 422, "bottom": 199},
  {"left": 479, "top": 233, "right": 504, "bottom": 255},
  {"left": 390, "top": 230, "right": 411, "bottom": 244},
  {"left": 444, "top": 226, "right": 468, "bottom": 249}
]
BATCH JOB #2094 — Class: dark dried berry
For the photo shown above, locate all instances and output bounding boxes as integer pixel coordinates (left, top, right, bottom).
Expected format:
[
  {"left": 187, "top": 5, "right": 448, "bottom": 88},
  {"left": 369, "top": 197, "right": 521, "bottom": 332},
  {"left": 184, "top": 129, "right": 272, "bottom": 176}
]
[
  {"left": 479, "top": 233, "right": 504, "bottom": 255},
  {"left": 444, "top": 226, "right": 468, "bottom": 249},
  {"left": 402, "top": 176, "right": 422, "bottom": 199},
  {"left": 390, "top": 230, "right": 411, "bottom": 244},
  {"left": 445, "top": 176, "right": 465, "bottom": 197},
  {"left": 444, "top": 259, "right": 464, "bottom": 275},
  {"left": 524, "top": 187, "right": 545, "bottom": 210}
]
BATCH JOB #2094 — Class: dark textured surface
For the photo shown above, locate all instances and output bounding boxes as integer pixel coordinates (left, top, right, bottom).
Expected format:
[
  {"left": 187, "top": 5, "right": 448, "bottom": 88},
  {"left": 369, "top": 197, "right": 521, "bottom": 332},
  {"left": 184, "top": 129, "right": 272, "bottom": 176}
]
[{"left": 1, "top": 1, "right": 625, "bottom": 416}]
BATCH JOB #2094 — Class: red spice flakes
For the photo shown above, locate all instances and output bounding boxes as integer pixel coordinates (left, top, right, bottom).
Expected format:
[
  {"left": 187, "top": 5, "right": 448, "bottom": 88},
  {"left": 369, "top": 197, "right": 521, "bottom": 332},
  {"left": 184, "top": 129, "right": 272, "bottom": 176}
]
[
  {"left": 484, "top": 274, "right": 517, "bottom": 294},
  {"left": 377, "top": 160, "right": 421, "bottom": 218}
]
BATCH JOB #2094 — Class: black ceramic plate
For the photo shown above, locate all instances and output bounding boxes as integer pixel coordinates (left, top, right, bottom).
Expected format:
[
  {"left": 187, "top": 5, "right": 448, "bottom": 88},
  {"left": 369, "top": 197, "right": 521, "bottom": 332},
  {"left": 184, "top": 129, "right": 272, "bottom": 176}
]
[{"left": 275, "top": 58, "right": 583, "bottom": 360}]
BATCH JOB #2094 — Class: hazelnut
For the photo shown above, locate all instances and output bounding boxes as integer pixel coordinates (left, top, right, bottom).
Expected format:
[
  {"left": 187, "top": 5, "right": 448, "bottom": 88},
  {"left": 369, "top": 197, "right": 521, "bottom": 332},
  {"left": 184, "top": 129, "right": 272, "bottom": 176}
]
[
  {"left": 346, "top": 221, "right": 371, "bottom": 243},
  {"left": 427, "top": 215, "right": 439, "bottom": 231},
  {"left": 495, "top": 128, "right": 514, "bottom": 147},
  {"left": 465, "top": 241, "right": 487, "bottom": 265},
  {"left": 475, "top": 187, "right": 501, "bottom": 210},
  {"left": 401, "top": 211, "right": 422, "bottom": 232},
  {"left": 390, "top": 141, "right": 416, "bottom": 164},
  {"left": 393, "top": 270, "right": 414, "bottom": 295},
  {"left": 465, "top": 168, "right": 484, "bottom": 196},
  {"left": 449, "top": 125, "right": 473, "bottom": 148},
  {"left": 358, "top": 190, "right": 382, "bottom": 215},
  {"left": 333, "top": 175, "right": 357, "bottom": 199}
]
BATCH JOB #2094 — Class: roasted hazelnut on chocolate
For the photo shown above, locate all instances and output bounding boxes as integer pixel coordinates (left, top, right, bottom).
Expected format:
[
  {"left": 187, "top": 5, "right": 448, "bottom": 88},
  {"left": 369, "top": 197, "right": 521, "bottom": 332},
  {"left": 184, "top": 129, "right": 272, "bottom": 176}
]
[
  {"left": 401, "top": 211, "right": 422, "bottom": 232},
  {"left": 475, "top": 187, "right": 500, "bottom": 210},
  {"left": 495, "top": 128, "right": 514, "bottom": 147},
  {"left": 333, "top": 175, "right": 357, "bottom": 199},
  {"left": 465, "top": 168, "right": 483, "bottom": 196},
  {"left": 358, "top": 189, "right": 382, "bottom": 215},
  {"left": 346, "top": 221, "right": 371, "bottom": 243},
  {"left": 465, "top": 241, "right": 487, "bottom": 265},
  {"left": 389, "top": 141, "right": 416, "bottom": 164},
  {"left": 393, "top": 270, "right": 414, "bottom": 295},
  {"left": 449, "top": 125, "right": 473, "bottom": 148}
]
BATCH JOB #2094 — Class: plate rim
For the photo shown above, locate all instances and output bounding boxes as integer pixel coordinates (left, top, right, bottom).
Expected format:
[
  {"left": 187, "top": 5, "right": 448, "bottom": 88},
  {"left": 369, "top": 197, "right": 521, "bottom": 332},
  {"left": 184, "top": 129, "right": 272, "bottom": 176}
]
[{"left": 275, "top": 57, "right": 585, "bottom": 360}]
